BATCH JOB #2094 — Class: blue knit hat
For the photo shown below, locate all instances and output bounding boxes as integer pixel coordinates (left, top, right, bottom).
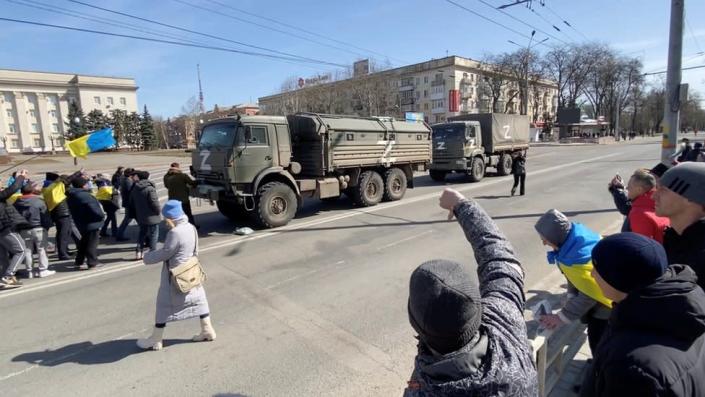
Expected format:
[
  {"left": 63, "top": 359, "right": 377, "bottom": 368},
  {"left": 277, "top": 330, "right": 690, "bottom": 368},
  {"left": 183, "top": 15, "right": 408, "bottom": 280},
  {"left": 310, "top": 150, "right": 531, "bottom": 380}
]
[
  {"left": 592, "top": 232, "right": 668, "bottom": 293},
  {"left": 162, "top": 200, "right": 185, "bottom": 219}
]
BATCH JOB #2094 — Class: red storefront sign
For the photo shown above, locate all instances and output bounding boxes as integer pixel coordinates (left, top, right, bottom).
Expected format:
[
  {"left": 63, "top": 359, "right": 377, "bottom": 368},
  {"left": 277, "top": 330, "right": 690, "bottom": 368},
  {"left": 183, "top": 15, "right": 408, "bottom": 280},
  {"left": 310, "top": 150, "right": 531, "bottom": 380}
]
[{"left": 448, "top": 89, "right": 460, "bottom": 112}]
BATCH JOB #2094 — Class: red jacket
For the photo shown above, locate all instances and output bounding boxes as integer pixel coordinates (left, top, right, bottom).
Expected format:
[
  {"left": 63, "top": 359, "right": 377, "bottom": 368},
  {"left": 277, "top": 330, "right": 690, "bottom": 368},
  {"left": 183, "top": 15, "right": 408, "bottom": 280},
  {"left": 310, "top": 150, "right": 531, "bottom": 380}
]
[{"left": 628, "top": 190, "right": 670, "bottom": 243}]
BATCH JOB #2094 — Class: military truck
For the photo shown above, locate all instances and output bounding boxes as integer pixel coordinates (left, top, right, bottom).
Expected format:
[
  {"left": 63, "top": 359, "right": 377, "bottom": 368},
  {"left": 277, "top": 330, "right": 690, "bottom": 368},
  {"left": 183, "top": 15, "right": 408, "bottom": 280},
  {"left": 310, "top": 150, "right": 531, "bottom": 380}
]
[
  {"left": 190, "top": 112, "right": 432, "bottom": 228},
  {"left": 429, "top": 113, "right": 529, "bottom": 182}
]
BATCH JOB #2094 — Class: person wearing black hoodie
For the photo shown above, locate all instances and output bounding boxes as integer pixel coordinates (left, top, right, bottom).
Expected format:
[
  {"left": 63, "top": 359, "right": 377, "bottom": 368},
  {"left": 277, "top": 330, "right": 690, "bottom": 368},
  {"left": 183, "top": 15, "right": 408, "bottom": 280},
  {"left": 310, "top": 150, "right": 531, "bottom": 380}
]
[
  {"left": 66, "top": 177, "right": 105, "bottom": 270},
  {"left": 510, "top": 151, "right": 526, "bottom": 196},
  {"left": 404, "top": 188, "right": 537, "bottom": 397},
  {"left": 582, "top": 233, "right": 705, "bottom": 397}
]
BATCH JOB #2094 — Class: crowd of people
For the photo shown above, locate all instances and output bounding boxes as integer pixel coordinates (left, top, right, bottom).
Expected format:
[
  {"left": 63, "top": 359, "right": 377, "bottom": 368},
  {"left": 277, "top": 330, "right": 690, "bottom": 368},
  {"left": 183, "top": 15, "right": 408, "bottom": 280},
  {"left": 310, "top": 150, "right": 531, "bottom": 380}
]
[
  {"left": 0, "top": 162, "right": 197, "bottom": 289},
  {"left": 403, "top": 160, "right": 705, "bottom": 397}
]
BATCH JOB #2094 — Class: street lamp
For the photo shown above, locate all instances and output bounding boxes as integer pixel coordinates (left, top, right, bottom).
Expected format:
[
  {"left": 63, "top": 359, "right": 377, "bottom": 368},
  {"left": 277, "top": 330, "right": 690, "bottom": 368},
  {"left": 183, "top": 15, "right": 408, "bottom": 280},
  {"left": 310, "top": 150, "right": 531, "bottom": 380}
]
[{"left": 508, "top": 31, "right": 548, "bottom": 115}]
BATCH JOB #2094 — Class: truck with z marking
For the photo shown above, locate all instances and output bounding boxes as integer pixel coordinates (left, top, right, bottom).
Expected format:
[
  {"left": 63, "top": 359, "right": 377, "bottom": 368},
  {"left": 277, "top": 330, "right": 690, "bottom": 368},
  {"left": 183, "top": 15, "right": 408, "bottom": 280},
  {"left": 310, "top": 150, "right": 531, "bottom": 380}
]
[
  {"left": 190, "top": 112, "right": 432, "bottom": 228},
  {"left": 429, "top": 113, "right": 530, "bottom": 182}
]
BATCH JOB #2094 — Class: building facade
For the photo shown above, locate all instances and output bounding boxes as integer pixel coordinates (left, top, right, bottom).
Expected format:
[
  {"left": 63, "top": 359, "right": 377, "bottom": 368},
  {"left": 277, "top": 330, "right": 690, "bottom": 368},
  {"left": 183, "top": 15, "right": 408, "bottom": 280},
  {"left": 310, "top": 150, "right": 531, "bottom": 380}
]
[
  {"left": 0, "top": 69, "right": 138, "bottom": 153},
  {"left": 259, "top": 56, "right": 558, "bottom": 124}
]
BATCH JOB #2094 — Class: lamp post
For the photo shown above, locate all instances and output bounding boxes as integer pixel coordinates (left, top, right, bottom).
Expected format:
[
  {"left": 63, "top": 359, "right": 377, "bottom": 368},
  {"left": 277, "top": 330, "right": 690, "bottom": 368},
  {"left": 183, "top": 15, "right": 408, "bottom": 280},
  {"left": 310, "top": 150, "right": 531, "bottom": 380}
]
[
  {"left": 509, "top": 32, "right": 548, "bottom": 116},
  {"left": 72, "top": 116, "right": 80, "bottom": 165}
]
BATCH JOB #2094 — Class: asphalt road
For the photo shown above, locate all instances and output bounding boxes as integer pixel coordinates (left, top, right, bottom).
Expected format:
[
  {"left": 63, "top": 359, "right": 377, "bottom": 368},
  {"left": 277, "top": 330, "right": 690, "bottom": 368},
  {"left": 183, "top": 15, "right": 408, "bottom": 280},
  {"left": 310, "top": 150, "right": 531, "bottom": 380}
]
[{"left": 0, "top": 138, "right": 665, "bottom": 396}]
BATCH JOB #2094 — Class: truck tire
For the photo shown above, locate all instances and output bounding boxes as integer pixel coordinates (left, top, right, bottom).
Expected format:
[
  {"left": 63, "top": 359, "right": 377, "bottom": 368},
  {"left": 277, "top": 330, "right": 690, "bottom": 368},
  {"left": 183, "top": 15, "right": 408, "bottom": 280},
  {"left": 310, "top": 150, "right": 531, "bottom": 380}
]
[
  {"left": 217, "top": 199, "right": 247, "bottom": 221},
  {"left": 256, "top": 182, "right": 297, "bottom": 228},
  {"left": 383, "top": 168, "right": 407, "bottom": 201},
  {"left": 352, "top": 170, "right": 384, "bottom": 207},
  {"left": 497, "top": 153, "right": 513, "bottom": 176},
  {"left": 468, "top": 157, "right": 485, "bottom": 182},
  {"left": 429, "top": 170, "right": 447, "bottom": 182}
]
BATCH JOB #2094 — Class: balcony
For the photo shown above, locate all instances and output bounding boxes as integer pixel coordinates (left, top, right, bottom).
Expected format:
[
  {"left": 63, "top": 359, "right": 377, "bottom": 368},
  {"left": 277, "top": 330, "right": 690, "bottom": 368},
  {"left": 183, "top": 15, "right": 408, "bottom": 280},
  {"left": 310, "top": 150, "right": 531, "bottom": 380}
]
[
  {"left": 400, "top": 98, "right": 415, "bottom": 106},
  {"left": 430, "top": 91, "right": 445, "bottom": 101},
  {"left": 431, "top": 106, "right": 446, "bottom": 114},
  {"left": 431, "top": 79, "right": 445, "bottom": 87},
  {"left": 399, "top": 84, "right": 415, "bottom": 92}
]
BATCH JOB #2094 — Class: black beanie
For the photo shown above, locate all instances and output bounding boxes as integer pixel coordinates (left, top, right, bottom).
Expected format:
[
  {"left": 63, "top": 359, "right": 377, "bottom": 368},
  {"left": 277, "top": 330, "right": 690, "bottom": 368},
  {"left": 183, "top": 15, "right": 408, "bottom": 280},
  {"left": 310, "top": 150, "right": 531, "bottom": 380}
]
[
  {"left": 45, "top": 172, "right": 60, "bottom": 182},
  {"left": 408, "top": 260, "right": 482, "bottom": 355},
  {"left": 71, "top": 177, "right": 88, "bottom": 189},
  {"left": 137, "top": 171, "right": 150, "bottom": 180},
  {"left": 592, "top": 233, "right": 668, "bottom": 294}
]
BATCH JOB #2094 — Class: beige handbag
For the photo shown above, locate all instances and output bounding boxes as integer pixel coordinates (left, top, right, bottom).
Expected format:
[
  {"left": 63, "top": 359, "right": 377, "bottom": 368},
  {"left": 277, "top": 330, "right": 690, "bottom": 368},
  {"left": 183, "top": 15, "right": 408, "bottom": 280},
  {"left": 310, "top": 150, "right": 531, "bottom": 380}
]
[{"left": 169, "top": 228, "right": 206, "bottom": 293}]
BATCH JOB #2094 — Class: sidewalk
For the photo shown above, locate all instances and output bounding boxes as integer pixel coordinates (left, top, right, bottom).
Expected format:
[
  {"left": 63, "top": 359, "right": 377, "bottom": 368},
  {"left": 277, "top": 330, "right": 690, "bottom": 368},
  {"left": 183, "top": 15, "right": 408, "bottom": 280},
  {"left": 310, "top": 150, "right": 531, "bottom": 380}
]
[{"left": 549, "top": 336, "right": 592, "bottom": 397}]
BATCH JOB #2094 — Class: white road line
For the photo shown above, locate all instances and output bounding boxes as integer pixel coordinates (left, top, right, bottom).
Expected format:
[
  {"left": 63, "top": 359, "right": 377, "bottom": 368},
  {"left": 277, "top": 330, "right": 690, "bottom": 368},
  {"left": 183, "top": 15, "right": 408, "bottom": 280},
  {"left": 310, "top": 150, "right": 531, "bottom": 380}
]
[
  {"left": 265, "top": 260, "right": 346, "bottom": 290},
  {"left": 0, "top": 151, "right": 623, "bottom": 299},
  {"left": 377, "top": 230, "right": 434, "bottom": 251}
]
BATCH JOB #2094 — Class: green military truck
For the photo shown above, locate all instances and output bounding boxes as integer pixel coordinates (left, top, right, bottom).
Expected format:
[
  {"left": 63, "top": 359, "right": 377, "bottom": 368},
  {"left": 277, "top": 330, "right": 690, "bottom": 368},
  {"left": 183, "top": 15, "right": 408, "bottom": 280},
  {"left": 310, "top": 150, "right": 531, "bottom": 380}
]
[
  {"left": 429, "top": 113, "right": 529, "bottom": 182},
  {"left": 190, "top": 112, "right": 432, "bottom": 228}
]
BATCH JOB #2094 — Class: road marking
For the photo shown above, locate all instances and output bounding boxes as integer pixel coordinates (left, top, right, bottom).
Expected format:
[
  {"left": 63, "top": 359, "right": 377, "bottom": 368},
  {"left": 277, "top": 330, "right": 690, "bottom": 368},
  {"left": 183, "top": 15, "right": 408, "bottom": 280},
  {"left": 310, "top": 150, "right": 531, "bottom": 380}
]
[
  {"left": 265, "top": 260, "right": 346, "bottom": 290},
  {"left": 377, "top": 230, "right": 434, "bottom": 251},
  {"left": 0, "top": 151, "right": 623, "bottom": 299}
]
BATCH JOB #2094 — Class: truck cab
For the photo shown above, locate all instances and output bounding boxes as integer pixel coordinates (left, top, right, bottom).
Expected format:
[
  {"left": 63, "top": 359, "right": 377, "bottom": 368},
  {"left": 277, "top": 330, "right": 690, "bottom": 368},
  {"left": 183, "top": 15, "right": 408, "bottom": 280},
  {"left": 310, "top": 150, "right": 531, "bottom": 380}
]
[{"left": 430, "top": 121, "right": 486, "bottom": 182}]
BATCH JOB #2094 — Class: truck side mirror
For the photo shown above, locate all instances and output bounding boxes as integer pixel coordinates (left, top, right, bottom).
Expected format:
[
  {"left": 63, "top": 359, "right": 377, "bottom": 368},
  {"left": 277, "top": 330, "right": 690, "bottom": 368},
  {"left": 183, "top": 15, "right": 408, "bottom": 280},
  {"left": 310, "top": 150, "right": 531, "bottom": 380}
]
[{"left": 245, "top": 126, "right": 252, "bottom": 142}]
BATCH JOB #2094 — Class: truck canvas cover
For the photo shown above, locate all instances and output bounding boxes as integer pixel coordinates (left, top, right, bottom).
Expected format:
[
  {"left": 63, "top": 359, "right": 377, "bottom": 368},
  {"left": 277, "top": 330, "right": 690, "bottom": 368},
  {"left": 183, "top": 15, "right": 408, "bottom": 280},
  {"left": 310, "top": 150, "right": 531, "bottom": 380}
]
[
  {"left": 287, "top": 113, "right": 431, "bottom": 177},
  {"left": 448, "top": 113, "right": 529, "bottom": 153}
]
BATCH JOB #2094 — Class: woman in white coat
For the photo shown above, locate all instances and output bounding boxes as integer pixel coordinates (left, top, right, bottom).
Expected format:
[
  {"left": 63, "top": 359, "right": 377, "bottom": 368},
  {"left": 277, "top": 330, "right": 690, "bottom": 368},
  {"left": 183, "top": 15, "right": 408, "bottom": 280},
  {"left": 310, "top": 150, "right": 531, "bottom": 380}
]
[{"left": 137, "top": 200, "right": 216, "bottom": 350}]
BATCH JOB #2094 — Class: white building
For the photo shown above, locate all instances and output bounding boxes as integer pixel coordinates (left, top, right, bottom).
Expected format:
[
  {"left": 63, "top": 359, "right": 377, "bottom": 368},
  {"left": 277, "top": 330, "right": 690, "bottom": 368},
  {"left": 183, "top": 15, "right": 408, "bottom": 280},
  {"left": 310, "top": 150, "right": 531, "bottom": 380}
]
[{"left": 0, "top": 69, "right": 138, "bottom": 153}]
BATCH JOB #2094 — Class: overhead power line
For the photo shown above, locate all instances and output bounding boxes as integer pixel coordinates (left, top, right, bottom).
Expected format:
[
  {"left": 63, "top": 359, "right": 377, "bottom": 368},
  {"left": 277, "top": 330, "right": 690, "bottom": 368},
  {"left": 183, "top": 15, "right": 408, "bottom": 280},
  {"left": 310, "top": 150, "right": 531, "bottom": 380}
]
[
  {"left": 0, "top": 17, "right": 348, "bottom": 67},
  {"left": 66, "top": 0, "right": 339, "bottom": 67},
  {"left": 472, "top": 0, "right": 569, "bottom": 45},
  {"left": 443, "top": 0, "right": 554, "bottom": 48},
  {"left": 685, "top": 16, "right": 703, "bottom": 54},
  {"left": 643, "top": 64, "right": 705, "bottom": 76},
  {"left": 530, "top": 8, "right": 574, "bottom": 41},
  {"left": 542, "top": 3, "right": 589, "bottom": 41},
  {"left": 202, "top": 0, "right": 407, "bottom": 64}
]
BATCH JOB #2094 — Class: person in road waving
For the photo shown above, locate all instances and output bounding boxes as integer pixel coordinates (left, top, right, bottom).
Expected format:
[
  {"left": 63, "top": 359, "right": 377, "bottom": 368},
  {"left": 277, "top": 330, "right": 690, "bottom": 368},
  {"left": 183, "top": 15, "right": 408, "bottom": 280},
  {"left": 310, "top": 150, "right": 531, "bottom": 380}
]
[
  {"left": 129, "top": 171, "right": 161, "bottom": 260},
  {"left": 66, "top": 177, "right": 105, "bottom": 270},
  {"left": 0, "top": 169, "right": 29, "bottom": 289},
  {"left": 14, "top": 181, "right": 54, "bottom": 278},
  {"left": 607, "top": 169, "right": 670, "bottom": 242},
  {"left": 534, "top": 209, "right": 611, "bottom": 354},
  {"left": 653, "top": 162, "right": 705, "bottom": 290},
  {"left": 581, "top": 233, "right": 705, "bottom": 397},
  {"left": 137, "top": 200, "right": 215, "bottom": 351},
  {"left": 403, "top": 188, "right": 537, "bottom": 397},
  {"left": 510, "top": 151, "right": 526, "bottom": 196}
]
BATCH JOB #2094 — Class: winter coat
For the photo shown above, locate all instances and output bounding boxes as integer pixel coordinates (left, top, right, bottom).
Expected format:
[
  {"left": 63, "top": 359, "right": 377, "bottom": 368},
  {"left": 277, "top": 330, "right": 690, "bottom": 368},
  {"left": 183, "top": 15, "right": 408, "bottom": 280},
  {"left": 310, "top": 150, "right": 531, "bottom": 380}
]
[
  {"left": 586, "top": 265, "right": 705, "bottom": 397},
  {"left": 608, "top": 186, "right": 631, "bottom": 232},
  {"left": 129, "top": 179, "right": 161, "bottom": 226},
  {"left": 14, "top": 194, "right": 52, "bottom": 230},
  {"left": 143, "top": 216, "right": 209, "bottom": 324},
  {"left": 545, "top": 223, "right": 612, "bottom": 309},
  {"left": 111, "top": 172, "right": 122, "bottom": 189},
  {"left": 511, "top": 155, "right": 526, "bottom": 175},
  {"left": 163, "top": 168, "right": 195, "bottom": 203},
  {"left": 404, "top": 200, "right": 537, "bottom": 397},
  {"left": 0, "top": 175, "right": 26, "bottom": 233},
  {"left": 96, "top": 185, "right": 120, "bottom": 212},
  {"left": 627, "top": 190, "right": 669, "bottom": 243},
  {"left": 664, "top": 220, "right": 705, "bottom": 291},
  {"left": 119, "top": 176, "right": 134, "bottom": 211},
  {"left": 66, "top": 188, "right": 105, "bottom": 232}
]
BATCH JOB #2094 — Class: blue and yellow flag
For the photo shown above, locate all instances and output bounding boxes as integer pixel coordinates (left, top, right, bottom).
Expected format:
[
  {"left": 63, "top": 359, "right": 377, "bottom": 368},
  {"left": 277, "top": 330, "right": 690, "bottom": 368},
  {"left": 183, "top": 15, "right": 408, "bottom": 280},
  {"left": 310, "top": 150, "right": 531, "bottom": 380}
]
[
  {"left": 42, "top": 180, "right": 66, "bottom": 211},
  {"left": 66, "top": 128, "right": 116, "bottom": 159}
]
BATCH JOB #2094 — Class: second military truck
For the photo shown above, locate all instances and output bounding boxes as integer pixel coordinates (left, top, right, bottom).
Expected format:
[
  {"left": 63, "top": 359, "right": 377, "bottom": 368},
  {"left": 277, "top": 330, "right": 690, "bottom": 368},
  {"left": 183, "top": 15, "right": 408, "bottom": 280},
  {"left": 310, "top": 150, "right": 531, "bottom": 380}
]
[
  {"left": 429, "top": 113, "right": 530, "bottom": 182},
  {"left": 190, "top": 112, "right": 432, "bottom": 228}
]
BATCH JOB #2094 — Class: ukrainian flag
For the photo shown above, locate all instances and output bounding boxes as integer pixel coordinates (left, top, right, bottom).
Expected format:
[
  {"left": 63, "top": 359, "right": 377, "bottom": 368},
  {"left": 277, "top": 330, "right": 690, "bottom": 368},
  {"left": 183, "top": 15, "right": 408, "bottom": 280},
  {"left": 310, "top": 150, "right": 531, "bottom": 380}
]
[{"left": 66, "top": 128, "right": 116, "bottom": 159}]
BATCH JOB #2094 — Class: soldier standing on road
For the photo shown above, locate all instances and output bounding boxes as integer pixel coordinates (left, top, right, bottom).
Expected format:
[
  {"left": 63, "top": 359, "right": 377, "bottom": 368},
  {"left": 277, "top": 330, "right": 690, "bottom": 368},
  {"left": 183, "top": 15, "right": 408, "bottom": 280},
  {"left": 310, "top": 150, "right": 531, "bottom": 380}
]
[
  {"left": 510, "top": 151, "right": 526, "bottom": 196},
  {"left": 130, "top": 171, "right": 161, "bottom": 260},
  {"left": 163, "top": 162, "right": 198, "bottom": 228},
  {"left": 137, "top": 200, "right": 215, "bottom": 351},
  {"left": 403, "top": 188, "right": 537, "bottom": 397}
]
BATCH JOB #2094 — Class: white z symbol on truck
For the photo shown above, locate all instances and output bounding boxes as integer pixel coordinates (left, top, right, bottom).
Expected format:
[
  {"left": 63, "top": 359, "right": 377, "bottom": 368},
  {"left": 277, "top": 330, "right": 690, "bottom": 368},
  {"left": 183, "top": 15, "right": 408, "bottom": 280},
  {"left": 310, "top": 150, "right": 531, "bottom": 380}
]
[
  {"left": 503, "top": 125, "right": 512, "bottom": 139},
  {"left": 200, "top": 149, "right": 212, "bottom": 171},
  {"left": 436, "top": 141, "right": 446, "bottom": 150}
]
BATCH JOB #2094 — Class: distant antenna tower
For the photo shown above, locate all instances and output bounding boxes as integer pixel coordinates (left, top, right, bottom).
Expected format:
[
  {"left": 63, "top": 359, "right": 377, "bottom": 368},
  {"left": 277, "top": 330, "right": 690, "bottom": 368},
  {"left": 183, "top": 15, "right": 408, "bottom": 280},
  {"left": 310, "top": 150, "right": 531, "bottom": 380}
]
[{"left": 197, "top": 64, "right": 205, "bottom": 113}]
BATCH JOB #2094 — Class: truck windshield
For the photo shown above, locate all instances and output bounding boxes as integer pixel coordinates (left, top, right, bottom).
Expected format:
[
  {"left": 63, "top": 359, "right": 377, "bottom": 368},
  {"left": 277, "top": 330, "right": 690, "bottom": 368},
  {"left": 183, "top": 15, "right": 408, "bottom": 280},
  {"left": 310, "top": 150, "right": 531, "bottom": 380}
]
[
  {"left": 199, "top": 123, "right": 238, "bottom": 149},
  {"left": 432, "top": 124, "right": 474, "bottom": 139}
]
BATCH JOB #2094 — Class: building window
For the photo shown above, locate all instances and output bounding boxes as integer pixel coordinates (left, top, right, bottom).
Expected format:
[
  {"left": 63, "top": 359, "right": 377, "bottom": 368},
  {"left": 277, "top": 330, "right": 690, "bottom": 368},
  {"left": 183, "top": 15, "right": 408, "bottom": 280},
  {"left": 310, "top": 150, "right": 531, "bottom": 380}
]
[
  {"left": 46, "top": 96, "right": 57, "bottom": 107},
  {"left": 51, "top": 123, "right": 59, "bottom": 133},
  {"left": 31, "top": 123, "right": 39, "bottom": 133},
  {"left": 415, "top": 91, "right": 420, "bottom": 99},
  {"left": 10, "top": 139, "right": 18, "bottom": 149},
  {"left": 401, "top": 77, "right": 414, "bottom": 87},
  {"left": 120, "top": 97, "right": 126, "bottom": 106},
  {"left": 424, "top": 103, "right": 429, "bottom": 110},
  {"left": 107, "top": 97, "right": 114, "bottom": 105},
  {"left": 33, "top": 138, "right": 42, "bottom": 148},
  {"left": 8, "top": 123, "right": 16, "bottom": 133},
  {"left": 3, "top": 93, "right": 12, "bottom": 103},
  {"left": 423, "top": 76, "right": 428, "bottom": 84},
  {"left": 94, "top": 96, "right": 101, "bottom": 105},
  {"left": 415, "top": 77, "right": 420, "bottom": 85},
  {"left": 6, "top": 110, "right": 12, "bottom": 118},
  {"left": 423, "top": 90, "right": 428, "bottom": 98},
  {"left": 29, "top": 109, "right": 36, "bottom": 118},
  {"left": 49, "top": 109, "right": 57, "bottom": 118}
]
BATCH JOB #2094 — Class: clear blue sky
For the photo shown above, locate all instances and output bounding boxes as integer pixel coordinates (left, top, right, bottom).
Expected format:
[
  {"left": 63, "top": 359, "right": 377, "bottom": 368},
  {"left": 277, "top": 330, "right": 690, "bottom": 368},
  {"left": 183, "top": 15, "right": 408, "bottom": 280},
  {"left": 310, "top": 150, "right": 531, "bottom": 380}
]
[{"left": 2, "top": 0, "right": 704, "bottom": 117}]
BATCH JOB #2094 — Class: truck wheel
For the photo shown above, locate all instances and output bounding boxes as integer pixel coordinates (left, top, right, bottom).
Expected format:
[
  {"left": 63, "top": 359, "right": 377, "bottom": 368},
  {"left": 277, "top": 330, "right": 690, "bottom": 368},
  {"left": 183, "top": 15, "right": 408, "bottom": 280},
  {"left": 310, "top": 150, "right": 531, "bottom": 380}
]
[
  {"left": 217, "top": 199, "right": 247, "bottom": 221},
  {"left": 352, "top": 170, "right": 384, "bottom": 207},
  {"left": 468, "top": 157, "right": 485, "bottom": 182},
  {"left": 256, "top": 182, "right": 297, "bottom": 228},
  {"left": 497, "top": 154, "right": 513, "bottom": 176},
  {"left": 429, "top": 170, "right": 447, "bottom": 182},
  {"left": 383, "top": 168, "right": 407, "bottom": 201}
]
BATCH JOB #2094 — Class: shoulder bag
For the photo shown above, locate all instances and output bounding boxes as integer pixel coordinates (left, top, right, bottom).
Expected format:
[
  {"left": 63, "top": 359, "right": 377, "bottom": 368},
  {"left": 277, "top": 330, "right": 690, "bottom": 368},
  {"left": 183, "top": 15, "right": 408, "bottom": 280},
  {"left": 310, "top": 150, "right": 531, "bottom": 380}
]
[{"left": 169, "top": 226, "right": 206, "bottom": 293}]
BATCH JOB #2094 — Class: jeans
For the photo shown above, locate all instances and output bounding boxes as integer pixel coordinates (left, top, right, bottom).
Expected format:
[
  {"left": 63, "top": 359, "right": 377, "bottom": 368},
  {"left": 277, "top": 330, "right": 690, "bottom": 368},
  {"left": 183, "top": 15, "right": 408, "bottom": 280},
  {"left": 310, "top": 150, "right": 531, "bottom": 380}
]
[
  {"left": 116, "top": 214, "right": 134, "bottom": 240},
  {"left": 20, "top": 227, "right": 49, "bottom": 272},
  {"left": 101, "top": 208, "right": 118, "bottom": 236},
  {"left": 137, "top": 224, "right": 159, "bottom": 251},
  {"left": 75, "top": 229, "right": 100, "bottom": 267},
  {"left": 512, "top": 173, "right": 526, "bottom": 195},
  {"left": 0, "top": 230, "right": 26, "bottom": 277}
]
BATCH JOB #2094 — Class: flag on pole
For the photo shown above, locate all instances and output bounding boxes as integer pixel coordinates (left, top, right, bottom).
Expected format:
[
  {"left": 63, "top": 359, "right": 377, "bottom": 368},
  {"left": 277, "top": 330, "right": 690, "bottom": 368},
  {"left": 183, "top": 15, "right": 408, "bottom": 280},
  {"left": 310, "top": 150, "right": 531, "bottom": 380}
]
[{"left": 65, "top": 128, "right": 116, "bottom": 159}]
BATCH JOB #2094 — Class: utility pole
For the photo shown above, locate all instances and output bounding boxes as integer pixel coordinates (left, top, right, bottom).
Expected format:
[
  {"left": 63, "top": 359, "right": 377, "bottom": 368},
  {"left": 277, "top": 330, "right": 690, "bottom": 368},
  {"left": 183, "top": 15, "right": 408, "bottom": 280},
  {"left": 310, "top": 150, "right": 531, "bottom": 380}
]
[{"left": 661, "top": 0, "right": 684, "bottom": 164}]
